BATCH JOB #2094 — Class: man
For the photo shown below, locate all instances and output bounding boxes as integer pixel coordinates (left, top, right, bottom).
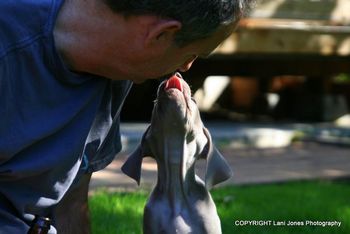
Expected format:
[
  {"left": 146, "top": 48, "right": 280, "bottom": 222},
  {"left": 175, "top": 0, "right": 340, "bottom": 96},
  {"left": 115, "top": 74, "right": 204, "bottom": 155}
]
[{"left": 0, "top": 0, "right": 254, "bottom": 233}]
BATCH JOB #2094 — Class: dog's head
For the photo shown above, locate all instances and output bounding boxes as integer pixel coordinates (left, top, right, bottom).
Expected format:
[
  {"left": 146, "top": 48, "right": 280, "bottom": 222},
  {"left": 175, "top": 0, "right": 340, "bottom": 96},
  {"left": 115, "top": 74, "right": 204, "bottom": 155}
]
[{"left": 122, "top": 74, "right": 232, "bottom": 189}]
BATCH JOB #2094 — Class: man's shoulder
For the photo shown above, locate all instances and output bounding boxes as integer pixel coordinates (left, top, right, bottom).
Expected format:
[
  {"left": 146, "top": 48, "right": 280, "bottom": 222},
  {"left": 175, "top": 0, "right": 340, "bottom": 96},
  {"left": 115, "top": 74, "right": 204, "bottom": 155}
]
[{"left": 0, "top": 0, "right": 62, "bottom": 57}]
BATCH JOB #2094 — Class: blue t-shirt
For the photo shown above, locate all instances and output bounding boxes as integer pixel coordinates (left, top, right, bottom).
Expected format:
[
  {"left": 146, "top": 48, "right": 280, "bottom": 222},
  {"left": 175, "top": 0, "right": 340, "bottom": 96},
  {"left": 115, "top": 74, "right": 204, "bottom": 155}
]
[{"left": 0, "top": 0, "right": 132, "bottom": 232}]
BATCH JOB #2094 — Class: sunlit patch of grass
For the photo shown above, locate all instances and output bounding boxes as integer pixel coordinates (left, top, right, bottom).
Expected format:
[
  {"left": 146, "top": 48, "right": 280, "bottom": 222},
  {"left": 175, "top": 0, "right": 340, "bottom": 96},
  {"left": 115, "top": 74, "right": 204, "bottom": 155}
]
[
  {"left": 89, "top": 180, "right": 350, "bottom": 234},
  {"left": 89, "top": 190, "right": 147, "bottom": 234}
]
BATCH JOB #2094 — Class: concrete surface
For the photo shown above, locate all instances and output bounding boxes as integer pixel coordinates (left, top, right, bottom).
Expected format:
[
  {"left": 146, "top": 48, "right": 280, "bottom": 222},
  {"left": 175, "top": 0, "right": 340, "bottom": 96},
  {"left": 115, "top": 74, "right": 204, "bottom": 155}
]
[{"left": 90, "top": 122, "right": 350, "bottom": 191}]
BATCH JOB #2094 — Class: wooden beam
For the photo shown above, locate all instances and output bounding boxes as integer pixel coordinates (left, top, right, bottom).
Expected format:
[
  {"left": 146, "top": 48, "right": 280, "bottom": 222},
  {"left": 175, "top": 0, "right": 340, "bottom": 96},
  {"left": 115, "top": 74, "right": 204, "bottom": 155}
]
[{"left": 186, "top": 53, "right": 350, "bottom": 78}]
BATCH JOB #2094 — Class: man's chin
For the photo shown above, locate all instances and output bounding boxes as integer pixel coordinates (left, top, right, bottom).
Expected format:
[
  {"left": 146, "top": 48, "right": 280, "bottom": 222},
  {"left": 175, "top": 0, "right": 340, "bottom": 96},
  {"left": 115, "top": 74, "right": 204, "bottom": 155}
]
[
  {"left": 131, "top": 78, "right": 146, "bottom": 84},
  {"left": 131, "top": 73, "right": 175, "bottom": 84},
  {"left": 129, "top": 76, "right": 151, "bottom": 84},
  {"left": 157, "top": 72, "right": 177, "bottom": 82}
]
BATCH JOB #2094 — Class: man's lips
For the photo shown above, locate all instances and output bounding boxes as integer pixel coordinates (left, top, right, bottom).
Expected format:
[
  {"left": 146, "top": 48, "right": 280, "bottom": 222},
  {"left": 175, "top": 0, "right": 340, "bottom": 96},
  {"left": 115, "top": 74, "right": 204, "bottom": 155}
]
[{"left": 164, "top": 75, "right": 183, "bottom": 92}]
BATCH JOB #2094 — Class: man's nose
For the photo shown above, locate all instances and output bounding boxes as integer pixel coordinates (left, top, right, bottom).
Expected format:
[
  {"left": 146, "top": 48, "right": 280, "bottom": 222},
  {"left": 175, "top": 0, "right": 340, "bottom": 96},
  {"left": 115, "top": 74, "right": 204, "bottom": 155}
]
[{"left": 178, "top": 56, "right": 198, "bottom": 72}]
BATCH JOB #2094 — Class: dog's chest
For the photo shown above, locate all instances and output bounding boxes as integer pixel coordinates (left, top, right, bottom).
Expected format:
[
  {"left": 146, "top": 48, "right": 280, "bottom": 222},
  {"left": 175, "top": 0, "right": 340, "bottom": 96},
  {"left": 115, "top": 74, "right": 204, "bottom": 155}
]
[{"left": 144, "top": 189, "right": 221, "bottom": 234}]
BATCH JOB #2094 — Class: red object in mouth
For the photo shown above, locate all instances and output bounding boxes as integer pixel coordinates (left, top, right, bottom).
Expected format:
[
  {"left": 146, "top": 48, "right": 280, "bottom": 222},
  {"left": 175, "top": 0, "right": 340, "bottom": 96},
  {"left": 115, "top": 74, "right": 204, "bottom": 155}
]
[{"left": 164, "top": 75, "right": 183, "bottom": 92}]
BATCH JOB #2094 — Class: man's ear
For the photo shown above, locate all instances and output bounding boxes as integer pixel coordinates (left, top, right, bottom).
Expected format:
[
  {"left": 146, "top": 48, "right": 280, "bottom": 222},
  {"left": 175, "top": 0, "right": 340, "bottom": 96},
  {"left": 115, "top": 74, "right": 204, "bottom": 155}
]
[
  {"left": 121, "top": 126, "right": 152, "bottom": 185},
  {"left": 145, "top": 19, "right": 182, "bottom": 46},
  {"left": 200, "top": 127, "right": 233, "bottom": 189}
]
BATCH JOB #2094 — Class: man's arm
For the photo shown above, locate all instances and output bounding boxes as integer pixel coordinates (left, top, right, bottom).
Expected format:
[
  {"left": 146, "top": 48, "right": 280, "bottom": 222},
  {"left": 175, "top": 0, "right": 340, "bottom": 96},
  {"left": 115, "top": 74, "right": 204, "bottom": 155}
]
[{"left": 53, "top": 173, "right": 92, "bottom": 234}]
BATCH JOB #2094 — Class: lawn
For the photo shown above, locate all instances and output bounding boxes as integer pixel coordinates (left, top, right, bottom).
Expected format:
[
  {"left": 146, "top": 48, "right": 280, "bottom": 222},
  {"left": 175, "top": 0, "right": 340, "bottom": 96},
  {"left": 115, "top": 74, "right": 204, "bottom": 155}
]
[{"left": 89, "top": 180, "right": 350, "bottom": 234}]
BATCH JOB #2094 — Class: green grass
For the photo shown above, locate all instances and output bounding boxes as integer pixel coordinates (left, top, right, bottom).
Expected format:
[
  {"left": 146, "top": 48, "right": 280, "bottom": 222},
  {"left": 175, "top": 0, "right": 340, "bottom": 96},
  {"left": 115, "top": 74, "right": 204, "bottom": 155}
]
[{"left": 89, "top": 180, "right": 350, "bottom": 234}]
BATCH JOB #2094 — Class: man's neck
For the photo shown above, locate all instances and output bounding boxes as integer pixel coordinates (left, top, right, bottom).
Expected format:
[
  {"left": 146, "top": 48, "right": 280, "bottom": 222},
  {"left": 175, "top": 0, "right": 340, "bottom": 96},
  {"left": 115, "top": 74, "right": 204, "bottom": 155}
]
[{"left": 53, "top": 0, "right": 132, "bottom": 79}]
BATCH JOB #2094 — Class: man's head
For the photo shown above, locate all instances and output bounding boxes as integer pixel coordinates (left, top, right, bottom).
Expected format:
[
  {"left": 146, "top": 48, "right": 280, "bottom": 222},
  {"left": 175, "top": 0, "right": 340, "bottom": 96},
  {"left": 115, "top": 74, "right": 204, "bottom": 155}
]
[
  {"left": 55, "top": 0, "right": 255, "bottom": 82},
  {"left": 103, "top": 0, "right": 254, "bottom": 46}
]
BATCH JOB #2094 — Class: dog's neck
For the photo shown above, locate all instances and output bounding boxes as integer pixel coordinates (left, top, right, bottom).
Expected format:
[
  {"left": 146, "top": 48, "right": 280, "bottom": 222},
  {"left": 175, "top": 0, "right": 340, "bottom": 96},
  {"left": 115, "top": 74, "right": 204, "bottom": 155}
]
[
  {"left": 150, "top": 134, "right": 204, "bottom": 212},
  {"left": 156, "top": 163, "right": 197, "bottom": 209}
]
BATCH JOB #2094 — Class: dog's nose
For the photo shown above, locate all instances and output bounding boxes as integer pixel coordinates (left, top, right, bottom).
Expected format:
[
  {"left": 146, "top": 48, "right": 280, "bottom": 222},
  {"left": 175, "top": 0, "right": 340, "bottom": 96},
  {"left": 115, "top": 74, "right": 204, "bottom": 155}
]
[{"left": 175, "top": 72, "right": 183, "bottom": 79}]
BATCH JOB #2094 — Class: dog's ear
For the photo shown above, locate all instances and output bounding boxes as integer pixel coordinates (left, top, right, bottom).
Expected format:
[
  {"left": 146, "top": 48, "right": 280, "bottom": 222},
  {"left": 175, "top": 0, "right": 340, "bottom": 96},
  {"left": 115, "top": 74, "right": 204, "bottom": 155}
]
[
  {"left": 200, "top": 127, "right": 233, "bottom": 189},
  {"left": 121, "top": 126, "right": 152, "bottom": 185}
]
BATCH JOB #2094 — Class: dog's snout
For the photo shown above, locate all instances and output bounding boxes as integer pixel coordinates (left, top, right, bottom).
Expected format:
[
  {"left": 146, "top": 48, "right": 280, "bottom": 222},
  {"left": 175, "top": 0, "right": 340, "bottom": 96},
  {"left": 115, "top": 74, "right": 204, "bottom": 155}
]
[{"left": 164, "top": 75, "right": 183, "bottom": 92}]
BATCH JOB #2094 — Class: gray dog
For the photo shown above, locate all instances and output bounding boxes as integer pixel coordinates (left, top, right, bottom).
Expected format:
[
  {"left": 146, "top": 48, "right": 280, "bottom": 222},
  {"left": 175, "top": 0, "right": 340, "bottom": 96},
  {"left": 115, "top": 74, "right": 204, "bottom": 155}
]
[{"left": 122, "top": 73, "right": 232, "bottom": 234}]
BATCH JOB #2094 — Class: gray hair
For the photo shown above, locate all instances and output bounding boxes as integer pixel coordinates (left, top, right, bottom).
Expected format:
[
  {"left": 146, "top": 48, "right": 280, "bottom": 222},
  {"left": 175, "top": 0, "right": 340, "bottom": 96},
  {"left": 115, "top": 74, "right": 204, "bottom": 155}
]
[{"left": 103, "top": 0, "right": 255, "bottom": 46}]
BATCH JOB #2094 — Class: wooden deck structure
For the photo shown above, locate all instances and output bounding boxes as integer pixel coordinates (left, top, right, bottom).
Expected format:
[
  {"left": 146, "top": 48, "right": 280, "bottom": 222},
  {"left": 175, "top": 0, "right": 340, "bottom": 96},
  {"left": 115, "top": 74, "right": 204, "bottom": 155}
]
[{"left": 123, "top": 0, "right": 350, "bottom": 122}]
